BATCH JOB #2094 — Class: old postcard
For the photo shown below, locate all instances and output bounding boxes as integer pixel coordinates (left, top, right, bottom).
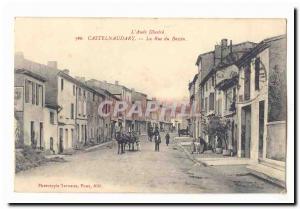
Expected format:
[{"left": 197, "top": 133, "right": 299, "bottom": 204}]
[{"left": 13, "top": 17, "right": 291, "bottom": 198}]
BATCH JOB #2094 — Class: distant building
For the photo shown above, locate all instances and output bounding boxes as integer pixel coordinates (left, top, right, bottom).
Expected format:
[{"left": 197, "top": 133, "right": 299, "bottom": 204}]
[
  {"left": 85, "top": 80, "right": 121, "bottom": 142},
  {"left": 131, "top": 90, "right": 147, "bottom": 134},
  {"left": 87, "top": 79, "right": 133, "bottom": 132}
]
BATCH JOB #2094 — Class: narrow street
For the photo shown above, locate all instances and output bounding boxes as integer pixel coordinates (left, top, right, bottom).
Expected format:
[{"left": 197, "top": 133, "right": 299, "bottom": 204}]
[{"left": 15, "top": 133, "right": 284, "bottom": 193}]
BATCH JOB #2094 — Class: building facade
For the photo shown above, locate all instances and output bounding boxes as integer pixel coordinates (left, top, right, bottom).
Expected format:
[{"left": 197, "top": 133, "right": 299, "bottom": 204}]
[
  {"left": 14, "top": 69, "right": 46, "bottom": 149},
  {"left": 195, "top": 39, "right": 256, "bottom": 147},
  {"left": 235, "top": 35, "right": 287, "bottom": 164}
]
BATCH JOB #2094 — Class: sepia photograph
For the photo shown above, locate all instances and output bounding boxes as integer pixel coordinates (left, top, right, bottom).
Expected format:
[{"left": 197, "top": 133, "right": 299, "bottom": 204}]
[{"left": 13, "top": 17, "right": 289, "bottom": 195}]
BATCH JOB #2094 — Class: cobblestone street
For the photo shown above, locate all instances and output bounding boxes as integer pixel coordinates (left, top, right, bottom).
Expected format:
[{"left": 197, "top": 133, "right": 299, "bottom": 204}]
[{"left": 15, "top": 133, "right": 284, "bottom": 193}]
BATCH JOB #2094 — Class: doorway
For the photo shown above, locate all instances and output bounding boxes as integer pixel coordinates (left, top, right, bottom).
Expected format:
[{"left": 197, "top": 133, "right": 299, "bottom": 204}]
[
  {"left": 39, "top": 122, "right": 43, "bottom": 150},
  {"left": 241, "top": 105, "right": 251, "bottom": 158},
  {"left": 30, "top": 121, "right": 34, "bottom": 147},
  {"left": 259, "top": 101, "right": 265, "bottom": 159},
  {"left": 59, "top": 128, "right": 64, "bottom": 153}
]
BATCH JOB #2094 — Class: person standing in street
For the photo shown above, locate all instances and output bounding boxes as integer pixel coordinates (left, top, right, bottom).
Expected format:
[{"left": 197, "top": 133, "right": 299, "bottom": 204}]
[
  {"left": 154, "top": 130, "right": 161, "bottom": 152},
  {"left": 165, "top": 132, "right": 170, "bottom": 146}
]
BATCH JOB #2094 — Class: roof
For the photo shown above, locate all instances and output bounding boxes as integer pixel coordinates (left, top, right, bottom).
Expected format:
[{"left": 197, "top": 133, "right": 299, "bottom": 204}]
[
  {"left": 132, "top": 91, "right": 147, "bottom": 101},
  {"left": 188, "top": 74, "right": 198, "bottom": 90},
  {"left": 15, "top": 56, "right": 117, "bottom": 105},
  {"left": 198, "top": 41, "right": 257, "bottom": 86},
  {"left": 236, "top": 34, "right": 286, "bottom": 68},
  {"left": 85, "top": 81, "right": 120, "bottom": 100},
  {"left": 15, "top": 68, "right": 47, "bottom": 82},
  {"left": 215, "top": 75, "right": 238, "bottom": 90}
]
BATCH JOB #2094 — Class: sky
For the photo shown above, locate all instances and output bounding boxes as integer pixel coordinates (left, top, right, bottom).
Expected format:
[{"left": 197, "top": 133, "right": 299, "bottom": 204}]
[{"left": 15, "top": 18, "right": 286, "bottom": 101}]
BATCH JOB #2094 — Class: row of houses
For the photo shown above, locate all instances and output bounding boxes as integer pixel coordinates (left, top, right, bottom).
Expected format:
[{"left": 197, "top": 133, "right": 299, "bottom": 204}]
[
  {"left": 188, "top": 35, "right": 287, "bottom": 181},
  {"left": 14, "top": 53, "right": 172, "bottom": 154}
]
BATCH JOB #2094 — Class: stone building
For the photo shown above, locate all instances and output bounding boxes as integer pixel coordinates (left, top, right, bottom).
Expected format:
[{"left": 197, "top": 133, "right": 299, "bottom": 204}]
[
  {"left": 85, "top": 80, "right": 120, "bottom": 142},
  {"left": 195, "top": 39, "right": 256, "bottom": 146},
  {"left": 14, "top": 69, "right": 46, "bottom": 149},
  {"left": 235, "top": 35, "right": 287, "bottom": 168},
  {"left": 87, "top": 79, "right": 133, "bottom": 132},
  {"left": 15, "top": 53, "right": 88, "bottom": 153},
  {"left": 131, "top": 89, "right": 148, "bottom": 134}
]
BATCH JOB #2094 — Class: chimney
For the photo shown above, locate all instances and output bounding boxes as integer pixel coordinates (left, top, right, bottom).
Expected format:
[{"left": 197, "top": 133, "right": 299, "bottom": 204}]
[
  {"left": 221, "top": 39, "right": 228, "bottom": 47},
  {"left": 47, "top": 61, "right": 57, "bottom": 69},
  {"left": 62, "top": 69, "right": 70, "bottom": 75},
  {"left": 230, "top": 40, "right": 233, "bottom": 53},
  {"left": 115, "top": 80, "right": 119, "bottom": 85}
]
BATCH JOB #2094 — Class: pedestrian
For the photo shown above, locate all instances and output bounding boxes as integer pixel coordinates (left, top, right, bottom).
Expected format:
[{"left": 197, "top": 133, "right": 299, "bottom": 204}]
[
  {"left": 116, "top": 132, "right": 122, "bottom": 154},
  {"left": 154, "top": 131, "right": 161, "bottom": 152},
  {"left": 165, "top": 132, "right": 170, "bottom": 146}
]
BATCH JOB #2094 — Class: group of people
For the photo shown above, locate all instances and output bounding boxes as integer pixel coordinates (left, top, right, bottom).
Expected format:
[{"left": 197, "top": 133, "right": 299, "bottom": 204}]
[
  {"left": 148, "top": 126, "right": 170, "bottom": 152},
  {"left": 115, "top": 130, "right": 140, "bottom": 154}
]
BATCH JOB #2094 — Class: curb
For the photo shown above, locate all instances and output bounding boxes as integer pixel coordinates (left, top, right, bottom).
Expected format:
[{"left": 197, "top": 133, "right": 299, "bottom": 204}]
[
  {"left": 248, "top": 170, "right": 286, "bottom": 189},
  {"left": 84, "top": 141, "right": 114, "bottom": 152},
  {"left": 175, "top": 142, "right": 207, "bottom": 166}
]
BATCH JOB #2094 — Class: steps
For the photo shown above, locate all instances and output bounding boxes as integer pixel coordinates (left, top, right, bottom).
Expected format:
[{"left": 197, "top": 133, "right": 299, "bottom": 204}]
[{"left": 247, "top": 162, "right": 286, "bottom": 188}]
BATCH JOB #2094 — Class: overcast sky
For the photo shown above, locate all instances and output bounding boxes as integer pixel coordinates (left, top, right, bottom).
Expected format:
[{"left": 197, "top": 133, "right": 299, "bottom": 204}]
[{"left": 15, "top": 18, "right": 286, "bottom": 101}]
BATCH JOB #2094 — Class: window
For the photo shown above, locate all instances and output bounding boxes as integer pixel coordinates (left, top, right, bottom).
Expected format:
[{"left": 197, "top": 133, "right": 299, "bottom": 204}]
[
  {"left": 78, "top": 102, "right": 81, "bottom": 116},
  {"left": 71, "top": 103, "right": 74, "bottom": 119},
  {"left": 61, "top": 78, "right": 64, "bottom": 91},
  {"left": 244, "top": 63, "right": 251, "bottom": 101},
  {"left": 255, "top": 57, "right": 260, "bottom": 90},
  {"left": 32, "top": 82, "right": 36, "bottom": 104},
  {"left": 209, "top": 93, "right": 215, "bottom": 111},
  {"left": 65, "top": 129, "right": 68, "bottom": 146},
  {"left": 205, "top": 83, "right": 208, "bottom": 91},
  {"left": 83, "top": 90, "right": 86, "bottom": 97},
  {"left": 25, "top": 80, "right": 31, "bottom": 103},
  {"left": 50, "top": 112, "right": 54, "bottom": 124},
  {"left": 79, "top": 88, "right": 82, "bottom": 96},
  {"left": 233, "top": 87, "right": 237, "bottom": 103},
  {"left": 205, "top": 97, "right": 208, "bottom": 113},
  {"left": 81, "top": 102, "right": 84, "bottom": 116},
  {"left": 83, "top": 102, "right": 86, "bottom": 116},
  {"left": 212, "top": 76, "right": 215, "bottom": 87},
  {"left": 41, "top": 86, "right": 44, "bottom": 107},
  {"left": 50, "top": 137, "right": 54, "bottom": 151},
  {"left": 217, "top": 98, "right": 222, "bottom": 115},
  {"left": 30, "top": 121, "right": 35, "bottom": 146},
  {"left": 36, "top": 85, "right": 39, "bottom": 106},
  {"left": 73, "top": 85, "right": 75, "bottom": 96},
  {"left": 225, "top": 89, "right": 233, "bottom": 111},
  {"left": 93, "top": 93, "right": 95, "bottom": 101},
  {"left": 71, "top": 129, "right": 74, "bottom": 143}
]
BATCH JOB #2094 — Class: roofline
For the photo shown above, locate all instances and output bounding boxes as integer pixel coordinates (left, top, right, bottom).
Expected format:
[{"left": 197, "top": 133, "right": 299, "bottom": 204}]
[
  {"left": 195, "top": 41, "right": 257, "bottom": 65},
  {"left": 236, "top": 34, "right": 286, "bottom": 68},
  {"left": 15, "top": 68, "right": 47, "bottom": 82}
]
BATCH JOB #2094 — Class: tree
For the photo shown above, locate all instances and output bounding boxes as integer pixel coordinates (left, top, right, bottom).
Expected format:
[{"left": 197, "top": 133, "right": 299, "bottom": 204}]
[
  {"left": 268, "top": 64, "right": 287, "bottom": 122},
  {"left": 202, "top": 116, "right": 230, "bottom": 149}
]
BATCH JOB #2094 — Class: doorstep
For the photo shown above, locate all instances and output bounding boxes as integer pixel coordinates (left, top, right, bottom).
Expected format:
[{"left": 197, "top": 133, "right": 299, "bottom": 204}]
[
  {"left": 196, "top": 157, "right": 256, "bottom": 166},
  {"left": 44, "top": 154, "right": 66, "bottom": 159},
  {"left": 247, "top": 163, "right": 286, "bottom": 188}
]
